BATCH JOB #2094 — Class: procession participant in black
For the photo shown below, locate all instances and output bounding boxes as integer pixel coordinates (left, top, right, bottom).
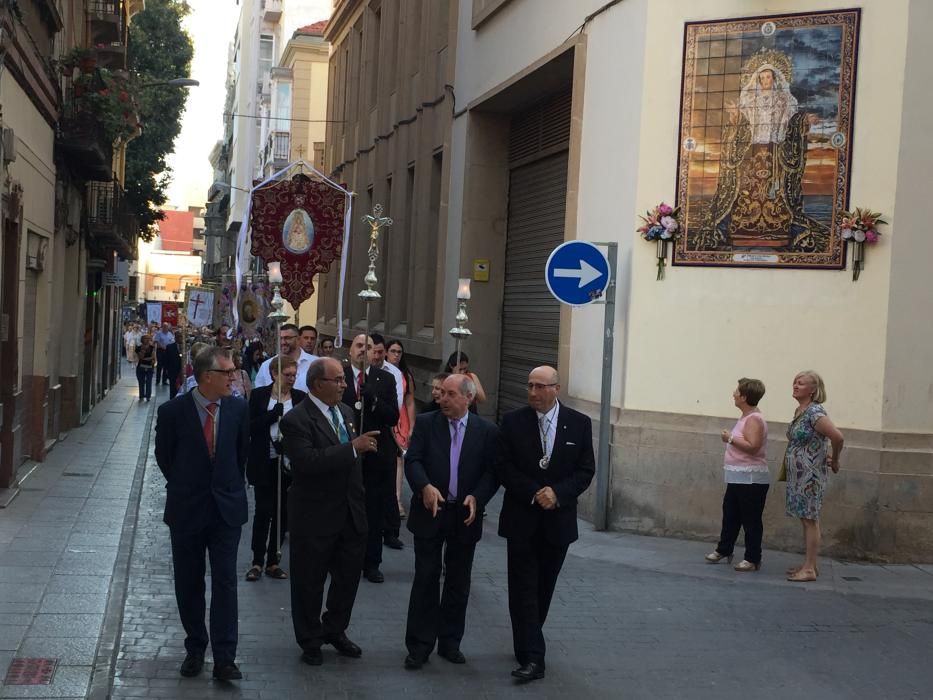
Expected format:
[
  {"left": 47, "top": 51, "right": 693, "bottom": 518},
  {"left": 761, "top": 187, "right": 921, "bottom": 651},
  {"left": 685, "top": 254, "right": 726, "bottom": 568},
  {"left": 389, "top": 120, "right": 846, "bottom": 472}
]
[
  {"left": 154, "top": 347, "right": 250, "bottom": 681},
  {"left": 341, "top": 333, "right": 399, "bottom": 583},
  {"left": 496, "top": 365, "right": 595, "bottom": 683},
  {"left": 402, "top": 374, "right": 499, "bottom": 670},
  {"left": 245, "top": 355, "right": 306, "bottom": 581},
  {"left": 280, "top": 358, "right": 380, "bottom": 665}
]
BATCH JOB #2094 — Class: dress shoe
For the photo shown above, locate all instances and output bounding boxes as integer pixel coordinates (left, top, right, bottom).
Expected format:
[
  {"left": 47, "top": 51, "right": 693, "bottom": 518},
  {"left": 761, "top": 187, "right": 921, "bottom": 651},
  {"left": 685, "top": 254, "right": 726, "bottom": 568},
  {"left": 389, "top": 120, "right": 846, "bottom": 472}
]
[
  {"left": 511, "top": 661, "right": 545, "bottom": 682},
  {"left": 438, "top": 648, "right": 466, "bottom": 664},
  {"left": 383, "top": 535, "right": 404, "bottom": 550},
  {"left": 300, "top": 648, "right": 323, "bottom": 666},
  {"left": 404, "top": 653, "right": 427, "bottom": 670},
  {"left": 363, "top": 567, "right": 385, "bottom": 583},
  {"left": 322, "top": 632, "right": 362, "bottom": 658},
  {"left": 179, "top": 653, "right": 204, "bottom": 678},
  {"left": 211, "top": 663, "right": 242, "bottom": 681}
]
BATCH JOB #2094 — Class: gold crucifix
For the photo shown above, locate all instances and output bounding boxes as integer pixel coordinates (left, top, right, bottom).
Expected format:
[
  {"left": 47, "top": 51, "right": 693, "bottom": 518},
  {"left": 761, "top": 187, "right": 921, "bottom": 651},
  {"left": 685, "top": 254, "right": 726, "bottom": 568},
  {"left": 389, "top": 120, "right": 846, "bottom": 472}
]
[
  {"left": 359, "top": 204, "right": 393, "bottom": 301},
  {"left": 296, "top": 144, "right": 306, "bottom": 160}
]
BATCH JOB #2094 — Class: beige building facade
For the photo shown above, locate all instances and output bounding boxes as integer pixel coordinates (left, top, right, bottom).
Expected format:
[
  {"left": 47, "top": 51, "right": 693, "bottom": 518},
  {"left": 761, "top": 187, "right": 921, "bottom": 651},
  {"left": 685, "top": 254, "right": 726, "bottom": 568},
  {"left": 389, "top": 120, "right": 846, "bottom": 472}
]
[
  {"left": 0, "top": 0, "right": 142, "bottom": 496},
  {"left": 322, "top": 0, "right": 933, "bottom": 561},
  {"left": 319, "top": 0, "right": 454, "bottom": 381}
]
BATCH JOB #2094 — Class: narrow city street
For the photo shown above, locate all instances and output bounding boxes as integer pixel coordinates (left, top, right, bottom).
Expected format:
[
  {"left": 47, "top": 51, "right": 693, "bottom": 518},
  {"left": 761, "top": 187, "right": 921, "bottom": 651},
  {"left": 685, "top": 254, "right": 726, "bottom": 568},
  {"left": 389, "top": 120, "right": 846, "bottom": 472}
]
[{"left": 1, "top": 372, "right": 932, "bottom": 699}]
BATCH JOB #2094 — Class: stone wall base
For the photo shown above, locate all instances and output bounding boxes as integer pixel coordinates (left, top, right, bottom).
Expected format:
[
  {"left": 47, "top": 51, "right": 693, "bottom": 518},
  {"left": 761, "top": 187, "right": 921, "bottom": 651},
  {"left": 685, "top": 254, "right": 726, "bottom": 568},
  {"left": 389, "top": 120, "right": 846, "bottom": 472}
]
[{"left": 572, "top": 404, "right": 933, "bottom": 563}]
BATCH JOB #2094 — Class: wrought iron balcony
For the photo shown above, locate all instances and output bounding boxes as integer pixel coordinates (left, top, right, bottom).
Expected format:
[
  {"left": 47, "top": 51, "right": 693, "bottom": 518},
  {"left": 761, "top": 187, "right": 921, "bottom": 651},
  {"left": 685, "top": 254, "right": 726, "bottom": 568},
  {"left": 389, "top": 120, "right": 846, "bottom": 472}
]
[
  {"left": 88, "top": 0, "right": 127, "bottom": 48},
  {"left": 58, "top": 110, "right": 113, "bottom": 182},
  {"left": 86, "top": 180, "right": 136, "bottom": 259},
  {"left": 273, "top": 131, "right": 290, "bottom": 162}
]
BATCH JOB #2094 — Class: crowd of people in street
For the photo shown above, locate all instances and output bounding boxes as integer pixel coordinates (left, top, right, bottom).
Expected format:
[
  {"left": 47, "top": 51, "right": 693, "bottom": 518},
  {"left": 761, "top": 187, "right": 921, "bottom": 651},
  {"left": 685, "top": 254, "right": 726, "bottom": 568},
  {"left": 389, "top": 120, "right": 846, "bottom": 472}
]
[
  {"left": 143, "top": 318, "right": 844, "bottom": 685},
  {"left": 150, "top": 323, "right": 594, "bottom": 684}
]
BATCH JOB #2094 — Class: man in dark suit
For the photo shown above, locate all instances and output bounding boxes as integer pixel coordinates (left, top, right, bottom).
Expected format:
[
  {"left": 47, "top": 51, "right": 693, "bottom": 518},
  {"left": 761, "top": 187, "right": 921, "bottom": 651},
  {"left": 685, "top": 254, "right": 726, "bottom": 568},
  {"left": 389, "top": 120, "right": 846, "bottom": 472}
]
[
  {"left": 154, "top": 346, "right": 250, "bottom": 682},
  {"left": 280, "top": 357, "right": 381, "bottom": 666},
  {"left": 402, "top": 374, "right": 499, "bottom": 670},
  {"left": 496, "top": 365, "right": 595, "bottom": 683},
  {"left": 341, "top": 333, "right": 399, "bottom": 583}
]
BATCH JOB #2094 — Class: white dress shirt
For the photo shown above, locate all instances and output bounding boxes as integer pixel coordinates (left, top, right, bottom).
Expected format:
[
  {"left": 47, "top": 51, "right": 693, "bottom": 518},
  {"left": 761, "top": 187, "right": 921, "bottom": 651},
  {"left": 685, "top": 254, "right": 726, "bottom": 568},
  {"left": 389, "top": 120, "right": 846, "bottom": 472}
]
[
  {"left": 376, "top": 361, "right": 404, "bottom": 409},
  {"left": 254, "top": 350, "right": 318, "bottom": 393},
  {"left": 308, "top": 393, "right": 356, "bottom": 456},
  {"left": 535, "top": 401, "right": 560, "bottom": 462}
]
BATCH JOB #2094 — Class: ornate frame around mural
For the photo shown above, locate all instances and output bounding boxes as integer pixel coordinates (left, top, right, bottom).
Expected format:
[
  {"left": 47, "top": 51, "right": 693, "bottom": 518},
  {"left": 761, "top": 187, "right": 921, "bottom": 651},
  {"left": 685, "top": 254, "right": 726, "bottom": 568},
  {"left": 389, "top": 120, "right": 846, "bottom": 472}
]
[{"left": 673, "top": 9, "right": 861, "bottom": 269}]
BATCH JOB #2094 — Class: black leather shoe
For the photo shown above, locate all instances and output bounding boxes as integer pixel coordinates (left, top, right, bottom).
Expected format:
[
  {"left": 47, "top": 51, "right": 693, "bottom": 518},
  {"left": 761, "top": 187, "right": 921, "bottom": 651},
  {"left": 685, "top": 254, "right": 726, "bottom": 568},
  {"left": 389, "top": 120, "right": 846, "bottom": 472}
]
[
  {"left": 300, "top": 649, "right": 323, "bottom": 666},
  {"left": 179, "top": 653, "right": 204, "bottom": 678},
  {"left": 511, "top": 661, "right": 545, "bottom": 682},
  {"left": 438, "top": 648, "right": 466, "bottom": 664},
  {"left": 383, "top": 535, "right": 404, "bottom": 550},
  {"left": 212, "top": 663, "right": 242, "bottom": 681},
  {"left": 404, "top": 654, "right": 426, "bottom": 670},
  {"left": 322, "top": 633, "right": 362, "bottom": 658},
  {"left": 363, "top": 567, "right": 385, "bottom": 583}
]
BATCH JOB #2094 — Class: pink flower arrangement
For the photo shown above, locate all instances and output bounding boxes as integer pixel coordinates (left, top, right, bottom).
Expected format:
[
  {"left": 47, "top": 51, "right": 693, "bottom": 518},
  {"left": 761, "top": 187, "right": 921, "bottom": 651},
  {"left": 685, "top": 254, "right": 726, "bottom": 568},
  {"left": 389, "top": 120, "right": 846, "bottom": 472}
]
[
  {"left": 637, "top": 202, "right": 681, "bottom": 241},
  {"left": 840, "top": 208, "right": 885, "bottom": 245}
]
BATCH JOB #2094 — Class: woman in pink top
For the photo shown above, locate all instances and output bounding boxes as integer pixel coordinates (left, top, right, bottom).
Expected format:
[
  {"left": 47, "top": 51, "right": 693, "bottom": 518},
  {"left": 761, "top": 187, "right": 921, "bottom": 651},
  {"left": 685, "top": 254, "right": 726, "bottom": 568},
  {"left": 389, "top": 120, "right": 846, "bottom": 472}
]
[{"left": 705, "top": 378, "right": 769, "bottom": 572}]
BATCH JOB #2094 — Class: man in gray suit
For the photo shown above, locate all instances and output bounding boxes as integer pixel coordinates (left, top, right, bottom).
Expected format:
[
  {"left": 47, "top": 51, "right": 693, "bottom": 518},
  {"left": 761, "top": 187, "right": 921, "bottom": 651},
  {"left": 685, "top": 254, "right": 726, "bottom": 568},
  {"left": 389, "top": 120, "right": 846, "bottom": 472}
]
[{"left": 280, "top": 358, "right": 380, "bottom": 666}]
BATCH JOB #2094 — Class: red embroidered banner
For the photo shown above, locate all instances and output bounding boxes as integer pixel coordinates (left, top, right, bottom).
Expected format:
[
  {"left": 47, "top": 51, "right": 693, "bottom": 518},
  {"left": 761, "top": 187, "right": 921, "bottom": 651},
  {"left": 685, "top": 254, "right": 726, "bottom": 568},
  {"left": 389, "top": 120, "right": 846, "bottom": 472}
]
[{"left": 249, "top": 174, "right": 347, "bottom": 307}]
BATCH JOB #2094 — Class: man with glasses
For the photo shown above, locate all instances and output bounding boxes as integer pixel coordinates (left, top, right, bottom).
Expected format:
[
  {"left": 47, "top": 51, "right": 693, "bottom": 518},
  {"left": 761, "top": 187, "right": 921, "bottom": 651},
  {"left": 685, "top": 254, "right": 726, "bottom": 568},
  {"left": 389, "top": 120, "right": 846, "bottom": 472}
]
[
  {"left": 155, "top": 347, "right": 250, "bottom": 682},
  {"left": 254, "top": 323, "right": 318, "bottom": 392},
  {"left": 280, "top": 358, "right": 381, "bottom": 665},
  {"left": 495, "top": 365, "right": 595, "bottom": 684}
]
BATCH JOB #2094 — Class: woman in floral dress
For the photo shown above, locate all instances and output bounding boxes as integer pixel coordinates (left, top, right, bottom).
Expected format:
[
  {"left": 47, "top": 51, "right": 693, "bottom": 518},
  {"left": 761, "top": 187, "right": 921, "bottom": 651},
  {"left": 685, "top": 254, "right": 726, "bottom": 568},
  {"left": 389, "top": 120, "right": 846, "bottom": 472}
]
[{"left": 784, "top": 370, "right": 844, "bottom": 582}]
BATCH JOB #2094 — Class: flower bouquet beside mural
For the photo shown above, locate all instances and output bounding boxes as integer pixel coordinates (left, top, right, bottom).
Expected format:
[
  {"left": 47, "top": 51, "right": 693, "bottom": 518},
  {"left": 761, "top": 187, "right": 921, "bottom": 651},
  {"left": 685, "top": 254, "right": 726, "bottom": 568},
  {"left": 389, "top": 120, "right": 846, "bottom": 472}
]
[
  {"left": 638, "top": 202, "right": 680, "bottom": 280},
  {"left": 841, "top": 208, "right": 885, "bottom": 281}
]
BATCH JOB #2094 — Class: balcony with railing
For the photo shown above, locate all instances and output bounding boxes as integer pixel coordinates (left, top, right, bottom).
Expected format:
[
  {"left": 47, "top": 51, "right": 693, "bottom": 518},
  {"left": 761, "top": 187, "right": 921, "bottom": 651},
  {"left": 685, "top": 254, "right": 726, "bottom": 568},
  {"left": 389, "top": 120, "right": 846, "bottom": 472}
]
[
  {"left": 86, "top": 180, "right": 137, "bottom": 259},
  {"left": 273, "top": 131, "right": 290, "bottom": 162},
  {"left": 87, "top": 0, "right": 127, "bottom": 69},
  {"left": 58, "top": 99, "right": 114, "bottom": 181}
]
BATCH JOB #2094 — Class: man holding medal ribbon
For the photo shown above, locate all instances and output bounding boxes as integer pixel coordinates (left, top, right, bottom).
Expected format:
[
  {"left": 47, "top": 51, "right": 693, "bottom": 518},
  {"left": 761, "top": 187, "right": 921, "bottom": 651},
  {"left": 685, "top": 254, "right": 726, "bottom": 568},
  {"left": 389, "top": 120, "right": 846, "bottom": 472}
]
[{"left": 495, "top": 365, "right": 595, "bottom": 683}]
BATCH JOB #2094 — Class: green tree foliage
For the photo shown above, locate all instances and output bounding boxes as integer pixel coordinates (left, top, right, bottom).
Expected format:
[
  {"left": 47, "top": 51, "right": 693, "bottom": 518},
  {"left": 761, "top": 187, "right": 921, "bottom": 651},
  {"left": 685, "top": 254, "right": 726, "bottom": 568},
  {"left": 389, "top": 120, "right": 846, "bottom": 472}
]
[{"left": 125, "top": 0, "right": 194, "bottom": 242}]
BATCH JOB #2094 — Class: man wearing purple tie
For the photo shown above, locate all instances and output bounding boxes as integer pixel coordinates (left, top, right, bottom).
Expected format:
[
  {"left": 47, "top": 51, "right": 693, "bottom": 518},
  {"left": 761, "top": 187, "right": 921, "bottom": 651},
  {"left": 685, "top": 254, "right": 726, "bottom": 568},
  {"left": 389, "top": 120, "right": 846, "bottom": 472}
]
[{"left": 402, "top": 374, "right": 499, "bottom": 670}]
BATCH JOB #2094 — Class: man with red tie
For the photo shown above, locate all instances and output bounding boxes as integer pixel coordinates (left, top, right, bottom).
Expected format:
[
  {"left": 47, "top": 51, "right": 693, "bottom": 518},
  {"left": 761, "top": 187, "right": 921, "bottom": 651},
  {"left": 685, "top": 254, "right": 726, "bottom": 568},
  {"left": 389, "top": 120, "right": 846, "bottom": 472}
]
[
  {"left": 155, "top": 347, "right": 250, "bottom": 681},
  {"left": 341, "top": 334, "right": 399, "bottom": 583}
]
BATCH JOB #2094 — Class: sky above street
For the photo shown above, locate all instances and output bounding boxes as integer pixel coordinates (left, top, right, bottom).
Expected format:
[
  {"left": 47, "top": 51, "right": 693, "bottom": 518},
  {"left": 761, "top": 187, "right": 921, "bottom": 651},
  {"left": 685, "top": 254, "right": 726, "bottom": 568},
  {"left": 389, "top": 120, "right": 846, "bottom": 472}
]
[{"left": 164, "top": 1, "right": 241, "bottom": 211}]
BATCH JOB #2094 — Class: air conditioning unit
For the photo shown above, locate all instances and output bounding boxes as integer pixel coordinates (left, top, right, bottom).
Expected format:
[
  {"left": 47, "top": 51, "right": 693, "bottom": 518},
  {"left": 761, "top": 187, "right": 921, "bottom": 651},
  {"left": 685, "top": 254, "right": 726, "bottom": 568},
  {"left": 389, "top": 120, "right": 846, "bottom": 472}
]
[{"left": 1, "top": 127, "right": 15, "bottom": 164}]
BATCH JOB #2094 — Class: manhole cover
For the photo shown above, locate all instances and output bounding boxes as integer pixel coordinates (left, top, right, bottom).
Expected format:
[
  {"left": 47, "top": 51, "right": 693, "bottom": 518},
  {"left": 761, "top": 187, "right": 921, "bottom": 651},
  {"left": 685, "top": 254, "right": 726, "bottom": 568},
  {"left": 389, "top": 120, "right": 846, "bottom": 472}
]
[
  {"left": 841, "top": 576, "right": 862, "bottom": 582},
  {"left": 4, "top": 658, "right": 58, "bottom": 685}
]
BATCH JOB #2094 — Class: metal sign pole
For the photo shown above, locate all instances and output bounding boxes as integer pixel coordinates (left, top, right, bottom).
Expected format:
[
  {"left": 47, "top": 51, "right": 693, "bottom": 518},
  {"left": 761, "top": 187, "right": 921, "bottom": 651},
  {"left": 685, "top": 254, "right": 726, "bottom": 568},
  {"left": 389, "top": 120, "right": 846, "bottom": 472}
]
[{"left": 594, "top": 243, "right": 617, "bottom": 531}]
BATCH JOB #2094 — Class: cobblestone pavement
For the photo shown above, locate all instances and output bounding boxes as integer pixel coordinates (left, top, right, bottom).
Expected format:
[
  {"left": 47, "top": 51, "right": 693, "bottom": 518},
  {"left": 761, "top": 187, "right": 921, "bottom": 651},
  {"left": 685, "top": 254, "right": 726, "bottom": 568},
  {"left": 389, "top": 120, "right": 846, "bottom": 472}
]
[{"left": 2, "top": 373, "right": 933, "bottom": 699}]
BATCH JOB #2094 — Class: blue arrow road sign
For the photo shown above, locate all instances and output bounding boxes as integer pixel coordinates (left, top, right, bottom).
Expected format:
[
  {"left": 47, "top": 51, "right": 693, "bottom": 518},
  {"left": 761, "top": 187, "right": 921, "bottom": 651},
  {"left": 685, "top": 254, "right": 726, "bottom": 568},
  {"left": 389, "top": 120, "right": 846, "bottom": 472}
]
[{"left": 545, "top": 241, "right": 611, "bottom": 306}]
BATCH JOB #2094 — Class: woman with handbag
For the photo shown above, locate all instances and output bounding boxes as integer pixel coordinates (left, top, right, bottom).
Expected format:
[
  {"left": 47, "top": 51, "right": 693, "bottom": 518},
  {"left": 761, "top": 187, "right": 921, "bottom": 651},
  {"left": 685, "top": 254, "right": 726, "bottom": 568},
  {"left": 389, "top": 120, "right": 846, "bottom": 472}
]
[
  {"left": 245, "top": 355, "right": 306, "bottom": 581},
  {"left": 705, "top": 378, "right": 770, "bottom": 572},
  {"left": 784, "top": 370, "right": 844, "bottom": 582},
  {"left": 135, "top": 335, "right": 156, "bottom": 401}
]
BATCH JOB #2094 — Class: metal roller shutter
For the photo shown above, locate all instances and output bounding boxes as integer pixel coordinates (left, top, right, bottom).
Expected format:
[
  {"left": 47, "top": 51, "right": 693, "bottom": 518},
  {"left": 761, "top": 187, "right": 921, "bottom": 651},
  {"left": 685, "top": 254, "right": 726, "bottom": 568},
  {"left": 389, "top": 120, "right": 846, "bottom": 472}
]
[{"left": 497, "top": 90, "right": 572, "bottom": 418}]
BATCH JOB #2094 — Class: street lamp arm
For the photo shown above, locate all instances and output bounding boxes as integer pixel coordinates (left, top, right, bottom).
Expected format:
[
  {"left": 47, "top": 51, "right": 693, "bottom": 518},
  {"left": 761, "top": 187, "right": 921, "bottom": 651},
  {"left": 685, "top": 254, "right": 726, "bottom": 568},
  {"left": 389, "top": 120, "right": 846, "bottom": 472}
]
[{"left": 140, "top": 78, "right": 200, "bottom": 89}]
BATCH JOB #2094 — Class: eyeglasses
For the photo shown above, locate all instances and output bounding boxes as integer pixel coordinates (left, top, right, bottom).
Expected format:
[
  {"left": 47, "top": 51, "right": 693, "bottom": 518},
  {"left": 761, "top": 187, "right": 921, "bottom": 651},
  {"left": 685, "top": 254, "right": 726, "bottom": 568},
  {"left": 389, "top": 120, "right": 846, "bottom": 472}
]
[
  {"left": 318, "top": 376, "right": 347, "bottom": 385},
  {"left": 280, "top": 334, "right": 298, "bottom": 341},
  {"left": 527, "top": 382, "right": 558, "bottom": 391},
  {"left": 281, "top": 373, "right": 298, "bottom": 380},
  {"left": 387, "top": 348, "right": 402, "bottom": 354},
  {"left": 208, "top": 369, "right": 238, "bottom": 377}
]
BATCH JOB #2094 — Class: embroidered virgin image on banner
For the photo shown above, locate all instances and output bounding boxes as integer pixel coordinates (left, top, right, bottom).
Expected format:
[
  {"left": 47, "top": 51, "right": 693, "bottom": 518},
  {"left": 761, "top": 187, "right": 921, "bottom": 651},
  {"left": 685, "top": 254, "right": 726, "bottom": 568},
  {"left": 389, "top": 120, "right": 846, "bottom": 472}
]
[
  {"left": 673, "top": 9, "right": 861, "bottom": 269},
  {"left": 249, "top": 173, "right": 348, "bottom": 306}
]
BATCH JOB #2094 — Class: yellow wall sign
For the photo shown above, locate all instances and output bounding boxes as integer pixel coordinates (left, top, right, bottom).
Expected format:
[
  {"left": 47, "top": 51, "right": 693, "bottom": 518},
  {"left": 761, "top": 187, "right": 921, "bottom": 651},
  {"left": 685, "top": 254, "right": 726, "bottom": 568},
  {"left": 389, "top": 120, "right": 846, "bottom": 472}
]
[{"left": 473, "top": 259, "right": 490, "bottom": 282}]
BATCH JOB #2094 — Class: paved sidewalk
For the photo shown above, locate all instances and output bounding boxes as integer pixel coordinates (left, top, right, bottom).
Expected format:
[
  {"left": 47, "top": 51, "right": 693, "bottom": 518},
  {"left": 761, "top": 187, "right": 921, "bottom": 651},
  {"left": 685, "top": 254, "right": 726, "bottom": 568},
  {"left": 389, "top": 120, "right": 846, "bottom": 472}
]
[
  {"left": 2, "top": 373, "right": 932, "bottom": 698},
  {"left": 0, "top": 370, "right": 154, "bottom": 699}
]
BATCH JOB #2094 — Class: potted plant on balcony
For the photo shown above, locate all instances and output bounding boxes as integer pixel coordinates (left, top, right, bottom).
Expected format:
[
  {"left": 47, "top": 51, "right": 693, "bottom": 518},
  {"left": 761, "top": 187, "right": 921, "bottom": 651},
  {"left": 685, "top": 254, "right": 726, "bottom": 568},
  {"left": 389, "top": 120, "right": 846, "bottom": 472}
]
[
  {"left": 70, "top": 68, "right": 141, "bottom": 144},
  {"left": 58, "top": 47, "right": 99, "bottom": 75}
]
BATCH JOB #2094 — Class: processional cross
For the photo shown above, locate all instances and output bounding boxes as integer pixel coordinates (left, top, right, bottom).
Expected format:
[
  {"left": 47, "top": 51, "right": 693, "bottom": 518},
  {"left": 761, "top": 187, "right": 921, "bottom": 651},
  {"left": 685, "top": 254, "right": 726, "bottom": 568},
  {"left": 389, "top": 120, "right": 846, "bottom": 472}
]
[{"left": 359, "top": 204, "right": 393, "bottom": 301}]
